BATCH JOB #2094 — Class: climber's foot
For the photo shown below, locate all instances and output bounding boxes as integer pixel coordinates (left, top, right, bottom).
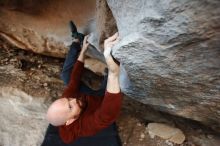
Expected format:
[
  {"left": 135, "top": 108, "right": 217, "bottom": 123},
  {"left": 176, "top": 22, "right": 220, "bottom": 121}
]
[
  {"left": 69, "top": 20, "right": 85, "bottom": 45},
  {"left": 69, "top": 20, "right": 77, "bottom": 34}
]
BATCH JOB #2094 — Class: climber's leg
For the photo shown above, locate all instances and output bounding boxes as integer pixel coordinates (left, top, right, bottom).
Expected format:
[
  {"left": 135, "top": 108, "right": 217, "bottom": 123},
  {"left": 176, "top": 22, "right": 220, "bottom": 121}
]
[
  {"left": 61, "top": 20, "right": 84, "bottom": 85},
  {"left": 61, "top": 20, "right": 107, "bottom": 95},
  {"left": 61, "top": 42, "right": 81, "bottom": 85},
  {"left": 61, "top": 41, "right": 106, "bottom": 96}
]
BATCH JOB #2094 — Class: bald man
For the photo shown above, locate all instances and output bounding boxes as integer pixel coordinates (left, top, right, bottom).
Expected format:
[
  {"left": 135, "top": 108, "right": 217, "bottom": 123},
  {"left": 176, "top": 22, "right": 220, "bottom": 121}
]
[{"left": 41, "top": 23, "right": 122, "bottom": 146}]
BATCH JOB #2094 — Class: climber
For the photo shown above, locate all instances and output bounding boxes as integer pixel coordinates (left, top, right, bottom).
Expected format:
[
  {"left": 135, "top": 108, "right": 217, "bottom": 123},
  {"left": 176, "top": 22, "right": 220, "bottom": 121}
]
[{"left": 41, "top": 21, "right": 122, "bottom": 146}]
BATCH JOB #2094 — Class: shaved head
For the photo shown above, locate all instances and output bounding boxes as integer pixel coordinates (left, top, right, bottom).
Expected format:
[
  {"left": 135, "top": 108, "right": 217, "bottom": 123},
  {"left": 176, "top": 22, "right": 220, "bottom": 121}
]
[{"left": 46, "top": 98, "right": 81, "bottom": 126}]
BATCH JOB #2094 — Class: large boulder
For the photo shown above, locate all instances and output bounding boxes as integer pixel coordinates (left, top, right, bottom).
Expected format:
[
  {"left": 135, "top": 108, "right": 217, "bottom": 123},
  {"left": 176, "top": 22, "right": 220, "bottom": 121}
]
[{"left": 105, "top": 0, "right": 220, "bottom": 130}]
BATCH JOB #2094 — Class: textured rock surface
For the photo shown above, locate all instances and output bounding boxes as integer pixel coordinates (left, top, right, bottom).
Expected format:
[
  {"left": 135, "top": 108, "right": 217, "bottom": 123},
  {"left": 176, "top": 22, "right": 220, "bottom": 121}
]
[
  {"left": 0, "top": 87, "right": 48, "bottom": 146},
  {"left": 106, "top": 0, "right": 220, "bottom": 130},
  {"left": 148, "top": 123, "right": 185, "bottom": 144},
  {"left": 86, "top": 0, "right": 118, "bottom": 62},
  {"left": 0, "top": 0, "right": 96, "bottom": 58},
  {"left": 92, "top": 0, "right": 117, "bottom": 50}
]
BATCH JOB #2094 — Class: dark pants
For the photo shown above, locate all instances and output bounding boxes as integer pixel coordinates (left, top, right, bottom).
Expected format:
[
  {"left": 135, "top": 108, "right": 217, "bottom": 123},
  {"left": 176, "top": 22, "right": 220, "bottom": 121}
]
[
  {"left": 61, "top": 43, "right": 107, "bottom": 97},
  {"left": 41, "top": 42, "right": 121, "bottom": 146}
]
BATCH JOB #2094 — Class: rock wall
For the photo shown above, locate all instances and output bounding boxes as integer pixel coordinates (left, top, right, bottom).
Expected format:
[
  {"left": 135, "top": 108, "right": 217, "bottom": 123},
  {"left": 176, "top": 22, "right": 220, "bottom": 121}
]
[
  {"left": 105, "top": 0, "right": 220, "bottom": 131},
  {"left": 0, "top": 87, "right": 48, "bottom": 146},
  {"left": 0, "top": 0, "right": 96, "bottom": 58}
]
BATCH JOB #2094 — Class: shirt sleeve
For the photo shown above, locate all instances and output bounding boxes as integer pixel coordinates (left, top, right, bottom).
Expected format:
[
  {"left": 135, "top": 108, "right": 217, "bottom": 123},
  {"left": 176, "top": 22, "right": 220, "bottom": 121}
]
[
  {"left": 80, "top": 91, "right": 123, "bottom": 136},
  {"left": 62, "top": 60, "right": 84, "bottom": 98}
]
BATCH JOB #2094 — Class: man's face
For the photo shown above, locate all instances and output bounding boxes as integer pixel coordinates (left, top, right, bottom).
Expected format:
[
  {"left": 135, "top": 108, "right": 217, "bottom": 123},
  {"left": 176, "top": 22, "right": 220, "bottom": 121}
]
[
  {"left": 65, "top": 98, "right": 81, "bottom": 120},
  {"left": 46, "top": 97, "right": 82, "bottom": 126}
]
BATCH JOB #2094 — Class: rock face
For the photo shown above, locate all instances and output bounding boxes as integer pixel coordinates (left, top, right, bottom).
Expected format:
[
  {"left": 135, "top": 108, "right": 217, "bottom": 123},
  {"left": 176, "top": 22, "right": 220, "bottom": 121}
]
[
  {"left": 105, "top": 0, "right": 220, "bottom": 130},
  {"left": 92, "top": 0, "right": 117, "bottom": 50},
  {"left": 0, "top": 0, "right": 96, "bottom": 58},
  {"left": 0, "top": 87, "right": 48, "bottom": 146},
  {"left": 148, "top": 123, "right": 185, "bottom": 144}
]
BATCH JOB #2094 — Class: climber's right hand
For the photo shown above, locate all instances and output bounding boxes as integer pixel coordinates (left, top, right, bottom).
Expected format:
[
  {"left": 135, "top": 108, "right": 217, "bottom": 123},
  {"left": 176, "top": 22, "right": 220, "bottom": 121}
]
[
  {"left": 78, "top": 35, "right": 89, "bottom": 62},
  {"left": 104, "top": 32, "right": 120, "bottom": 76},
  {"left": 81, "top": 35, "right": 90, "bottom": 54}
]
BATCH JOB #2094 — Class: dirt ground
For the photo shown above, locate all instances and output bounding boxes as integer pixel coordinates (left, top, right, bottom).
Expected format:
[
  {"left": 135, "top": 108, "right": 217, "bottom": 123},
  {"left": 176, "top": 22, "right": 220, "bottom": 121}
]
[{"left": 0, "top": 40, "right": 220, "bottom": 146}]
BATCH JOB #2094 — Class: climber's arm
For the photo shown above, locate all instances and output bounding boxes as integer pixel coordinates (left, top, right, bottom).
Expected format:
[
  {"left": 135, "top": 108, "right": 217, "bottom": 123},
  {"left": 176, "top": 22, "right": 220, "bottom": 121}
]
[
  {"left": 77, "top": 35, "right": 89, "bottom": 63},
  {"left": 79, "top": 33, "right": 123, "bottom": 136},
  {"left": 104, "top": 32, "right": 120, "bottom": 93},
  {"left": 62, "top": 36, "right": 90, "bottom": 97}
]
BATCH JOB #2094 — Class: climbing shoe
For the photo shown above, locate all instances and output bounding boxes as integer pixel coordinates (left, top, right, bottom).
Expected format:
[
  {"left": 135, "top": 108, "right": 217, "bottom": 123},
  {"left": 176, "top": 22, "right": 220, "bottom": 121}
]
[{"left": 69, "top": 20, "right": 84, "bottom": 45}]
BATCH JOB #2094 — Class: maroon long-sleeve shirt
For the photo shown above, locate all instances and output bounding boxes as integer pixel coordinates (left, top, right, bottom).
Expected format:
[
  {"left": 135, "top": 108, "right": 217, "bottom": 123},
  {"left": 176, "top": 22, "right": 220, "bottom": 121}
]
[{"left": 58, "top": 60, "right": 122, "bottom": 144}]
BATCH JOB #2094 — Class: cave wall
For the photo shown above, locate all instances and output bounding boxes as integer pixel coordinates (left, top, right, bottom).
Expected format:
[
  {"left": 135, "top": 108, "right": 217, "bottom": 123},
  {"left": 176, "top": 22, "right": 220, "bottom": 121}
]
[
  {"left": 0, "top": 0, "right": 96, "bottom": 57},
  {"left": 104, "top": 0, "right": 220, "bottom": 131}
]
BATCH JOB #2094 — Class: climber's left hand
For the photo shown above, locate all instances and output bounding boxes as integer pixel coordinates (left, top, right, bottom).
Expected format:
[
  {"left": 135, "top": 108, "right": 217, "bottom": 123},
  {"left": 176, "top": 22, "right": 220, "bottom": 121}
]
[
  {"left": 81, "top": 35, "right": 90, "bottom": 54},
  {"left": 104, "top": 32, "right": 120, "bottom": 76}
]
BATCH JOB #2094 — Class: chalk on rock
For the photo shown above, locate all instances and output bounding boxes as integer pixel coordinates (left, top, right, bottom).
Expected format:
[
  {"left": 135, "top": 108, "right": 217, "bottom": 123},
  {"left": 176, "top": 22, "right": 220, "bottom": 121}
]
[
  {"left": 87, "top": 32, "right": 99, "bottom": 51},
  {"left": 147, "top": 123, "right": 185, "bottom": 144},
  {"left": 119, "top": 64, "right": 131, "bottom": 92}
]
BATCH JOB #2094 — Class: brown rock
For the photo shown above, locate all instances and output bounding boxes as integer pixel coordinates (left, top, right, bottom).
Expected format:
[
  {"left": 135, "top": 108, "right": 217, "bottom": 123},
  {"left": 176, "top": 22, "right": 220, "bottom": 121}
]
[{"left": 0, "top": 0, "right": 96, "bottom": 58}]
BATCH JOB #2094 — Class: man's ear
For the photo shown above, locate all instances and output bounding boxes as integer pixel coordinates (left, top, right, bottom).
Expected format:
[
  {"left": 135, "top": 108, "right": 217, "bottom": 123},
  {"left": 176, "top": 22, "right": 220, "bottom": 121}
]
[{"left": 65, "top": 118, "right": 75, "bottom": 126}]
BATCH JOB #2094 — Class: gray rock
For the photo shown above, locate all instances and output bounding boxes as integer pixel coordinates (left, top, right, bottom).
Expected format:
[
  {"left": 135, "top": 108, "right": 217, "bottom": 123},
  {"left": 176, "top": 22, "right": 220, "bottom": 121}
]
[
  {"left": 87, "top": 0, "right": 118, "bottom": 61},
  {"left": 106, "top": 0, "right": 220, "bottom": 130},
  {"left": 147, "top": 123, "right": 185, "bottom": 144},
  {"left": 0, "top": 87, "right": 48, "bottom": 146}
]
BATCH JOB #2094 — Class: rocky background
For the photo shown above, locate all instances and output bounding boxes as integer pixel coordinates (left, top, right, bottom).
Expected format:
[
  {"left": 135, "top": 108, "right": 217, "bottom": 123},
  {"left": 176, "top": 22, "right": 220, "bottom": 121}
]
[
  {"left": 106, "top": 0, "right": 220, "bottom": 131},
  {"left": 0, "top": 0, "right": 220, "bottom": 146}
]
